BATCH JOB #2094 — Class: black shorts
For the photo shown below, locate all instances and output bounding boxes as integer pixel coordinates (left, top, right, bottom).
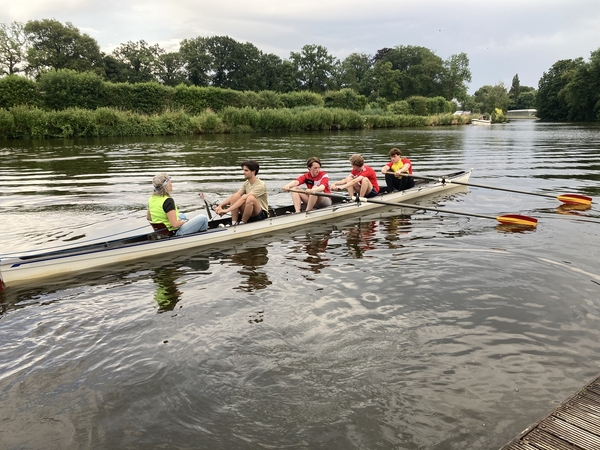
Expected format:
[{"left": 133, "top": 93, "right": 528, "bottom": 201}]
[{"left": 248, "top": 209, "right": 268, "bottom": 223}]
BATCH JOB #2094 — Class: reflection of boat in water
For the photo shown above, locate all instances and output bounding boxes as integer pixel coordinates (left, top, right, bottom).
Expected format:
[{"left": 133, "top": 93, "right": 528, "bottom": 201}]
[{"left": 0, "top": 170, "right": 471, "bottom": 289}]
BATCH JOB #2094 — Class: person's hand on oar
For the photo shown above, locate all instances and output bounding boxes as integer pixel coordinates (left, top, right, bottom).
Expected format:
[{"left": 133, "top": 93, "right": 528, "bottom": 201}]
[{"left": 404, "top": 173, "right": 592, "bottom": 206}]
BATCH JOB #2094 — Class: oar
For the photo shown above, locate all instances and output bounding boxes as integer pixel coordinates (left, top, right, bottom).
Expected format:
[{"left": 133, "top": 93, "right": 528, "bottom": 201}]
[
  {"left": 297, "top": 190, "right": 538, "bottom": 227},
  {"left": 198, "top": 192, "right": 213, "bottom": 220},
  {"left": 403, "top": 173, "right": 592, "bottom": 205}
]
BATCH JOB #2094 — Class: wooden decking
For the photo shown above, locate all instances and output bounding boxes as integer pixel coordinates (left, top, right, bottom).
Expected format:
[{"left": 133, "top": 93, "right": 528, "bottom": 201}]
[{"left": 501, "top": 372, "right": 600, "bottom": 449}]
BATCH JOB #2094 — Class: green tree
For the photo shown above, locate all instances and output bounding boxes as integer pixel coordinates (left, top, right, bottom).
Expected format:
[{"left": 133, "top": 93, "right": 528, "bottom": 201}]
[
  {"left": 472, "top": 83, "right": 509, "bottom": 114},
  {"left": 442, "top": 52, "right": 471, "bottom": 102},
  {"left": 0, "top": 21, "right": 29, "bottom": 75},
  {"left": 111, "top": 40, "right": 163, "bottom": 83},
  {"left": 514, "top": 87, "right": 537, "bottom": 109},
  {"left": 339, "top": 52, "right": 372, "bottom": 91},
  {"left": 156, "top": 52, "right": 187, "bottom": 86},
  {"left": 179, "top": 36, "right": 212, "bottom": 86},
  {"left": 377, "top": 45, "right": 445, "bottom": 99},
  {"left": 204, "top": 36, "right": 262, "bottom": 91},
  {"left": 537, "top": 58, "right": 584, "bottom": 121},
  {"left": 258, "top": 53, "right": 297, "bottom": 92},
  {"left": 290, "top": 44, "right": 338, "bottom": 93},
  {"left": 560, "top": 49, "right": 600, "bottom": 121},
  {"left": 508, "top": 73, "right": 521, "bottom": 108},
  {"left": 24, "top": 19, "right": 104, "bottom": 76}
]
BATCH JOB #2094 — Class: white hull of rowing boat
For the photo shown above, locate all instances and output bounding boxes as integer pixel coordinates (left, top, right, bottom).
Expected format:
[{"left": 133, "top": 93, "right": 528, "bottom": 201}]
[
  {"left": 471, "top": 119, "right": 492, "bottom": 125},
  {"left": 0, "top": 170, "right": 471, "bottom": 288}
]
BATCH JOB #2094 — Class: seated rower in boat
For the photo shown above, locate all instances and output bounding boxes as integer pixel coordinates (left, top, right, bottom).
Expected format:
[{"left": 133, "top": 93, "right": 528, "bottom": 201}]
[
  {"left": 381, "top": 147, "right": 415, "bottom": 193},
  {"left": 214, "top": 160, "right": 269, "bottom": 224},
  {"left": 282, "top": 156, "right": 332, "bottom": 213},
  {"left": 331, "top": 154, "right": 380, "bottom": 198},
  {"left": 147, "top": 173, "right": 209, "bottom": 236}
]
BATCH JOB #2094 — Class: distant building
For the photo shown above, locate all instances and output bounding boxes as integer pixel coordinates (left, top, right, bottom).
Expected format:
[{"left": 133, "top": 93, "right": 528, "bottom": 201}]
[{"left": 507, "top": 109, "right": 537, "bottom": 119}]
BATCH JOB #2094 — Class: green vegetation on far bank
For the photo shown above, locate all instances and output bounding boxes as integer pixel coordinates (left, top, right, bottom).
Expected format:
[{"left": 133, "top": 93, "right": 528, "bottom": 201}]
[{"left": 0, "top": 105, "right": 472, "bottom": 140}]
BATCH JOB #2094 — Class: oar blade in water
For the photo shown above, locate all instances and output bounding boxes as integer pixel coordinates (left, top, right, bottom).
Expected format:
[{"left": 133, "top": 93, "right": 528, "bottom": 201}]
[
  {"left": 557, "top": 193, "right": 593, "bottom": 205},
  {"left": 496, "top": 214, "right": 538, "bottom": 227}
]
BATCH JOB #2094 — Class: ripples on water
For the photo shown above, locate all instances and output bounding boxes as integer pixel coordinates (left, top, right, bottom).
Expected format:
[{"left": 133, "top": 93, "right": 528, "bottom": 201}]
[{"left": 1, "top": 121, "right": 600, "bottom": 449}]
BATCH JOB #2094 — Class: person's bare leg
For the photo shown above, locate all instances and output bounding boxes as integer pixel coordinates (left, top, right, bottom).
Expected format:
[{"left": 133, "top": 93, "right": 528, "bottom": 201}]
[
  {"left": 241, "top": 195, "right": 262, "bottom": 222},
  {"left": 306, "top": 194, "right": 318, "bottom": 211},
  {"left": 291, "top": 192, "right": 304, "bottom": 213},
  {"left": 228, "top": 192, "right": 243, "bottom": 222},
  {"left": 360, "top": 179, "right": 373, "bottom": 197}
]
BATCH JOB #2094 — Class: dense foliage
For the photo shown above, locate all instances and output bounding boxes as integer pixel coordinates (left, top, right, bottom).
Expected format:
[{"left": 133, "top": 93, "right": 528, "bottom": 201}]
[
  {"left": 0, "top": 70, "right": 460, "bottom": 116},
  {"left": 0, "top": 105, "right": 471, "bottom": 139},
  {"left": 0, "top": 18, "right": 472, "bottom": 104},
  {"left": 537, "top": 51, "right": 600, "bottom": 121}
]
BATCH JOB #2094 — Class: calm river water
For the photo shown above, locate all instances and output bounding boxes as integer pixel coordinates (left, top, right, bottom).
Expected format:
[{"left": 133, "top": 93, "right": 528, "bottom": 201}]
[{"left": 1, "top": 121, "right": 600, "bottom": 449}]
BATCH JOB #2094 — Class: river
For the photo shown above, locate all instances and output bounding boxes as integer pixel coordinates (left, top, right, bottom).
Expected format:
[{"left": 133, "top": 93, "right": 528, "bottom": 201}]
[{"left": 1, "top": 120, "right": 600, "bottom": 449}]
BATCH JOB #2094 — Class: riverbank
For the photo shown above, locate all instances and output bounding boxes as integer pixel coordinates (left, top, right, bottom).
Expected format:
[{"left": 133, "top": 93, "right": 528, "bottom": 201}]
[{"left": 0, "top": 105, "right": 472, "bottom": 139}]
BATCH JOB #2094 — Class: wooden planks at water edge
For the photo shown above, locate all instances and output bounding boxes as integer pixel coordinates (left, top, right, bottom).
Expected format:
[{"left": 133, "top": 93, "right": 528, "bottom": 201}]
[{"left": 501, "top": 371, "right": 600, "bottom": 449}]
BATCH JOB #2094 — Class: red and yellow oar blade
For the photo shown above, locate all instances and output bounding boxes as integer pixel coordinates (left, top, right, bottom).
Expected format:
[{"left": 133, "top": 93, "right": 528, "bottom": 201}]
[
  {"left": 557, "top": 193, "right": 593, "bottom": 205},
  {"left": 496, "top": 214, "right": 538, "bottom": 227}
]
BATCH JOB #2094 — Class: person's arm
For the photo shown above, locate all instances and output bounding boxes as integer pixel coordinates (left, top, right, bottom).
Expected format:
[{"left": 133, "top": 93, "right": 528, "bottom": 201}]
[
  {"left": 146, "top": 209, "right": 151, "bottom": 221},
  {"left": 331, "top": 174, "right": 353, "bottom": 191},
  {"left": 166, "top": 209, "right": 186, "bottom": 228},
  {"left": 215, "top": 189, "right": 243, "bottom": 215},
  {"left": 283, "top": 180, "right": 300, "bottom": 192},
  {"left": 382, "top": 163, "right": 390, "bottom": 174},
  {"left": 395, "top": 160, "right": 411, "bottom": 175},
  {"left": 307, "top": 175, "right": 328, "bottom": 194}
]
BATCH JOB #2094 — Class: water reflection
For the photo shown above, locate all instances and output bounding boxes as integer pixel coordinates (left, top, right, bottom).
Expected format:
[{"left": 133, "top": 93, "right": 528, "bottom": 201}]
[
  {"left": 229, "top": 246, "right": 271, "bottom": 292},
  {"left": 345, "top": 221, "right": 378, "bottom": 258},
  {"left": 152, "top": 266, "right": 183, "bottom": 313},
  {"left": 380, "top": 216, "right": 412, "bottom": 247},
  {"left": 555, "top": 203, "right": 592, "bottom": 214},
  {"left": 290, "top": 231, "right": 331, "bottom": 274}
]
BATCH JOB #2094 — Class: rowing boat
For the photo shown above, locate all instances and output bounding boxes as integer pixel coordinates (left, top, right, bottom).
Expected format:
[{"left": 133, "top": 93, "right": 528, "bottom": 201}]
[{"left": 0, "top": 170, "right": 471, "bottom": 289}]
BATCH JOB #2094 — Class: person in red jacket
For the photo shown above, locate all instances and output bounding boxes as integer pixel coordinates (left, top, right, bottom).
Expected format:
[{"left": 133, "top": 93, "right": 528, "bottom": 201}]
[{"left": 332, "top": 154, "right": 380, "bottom": 198}]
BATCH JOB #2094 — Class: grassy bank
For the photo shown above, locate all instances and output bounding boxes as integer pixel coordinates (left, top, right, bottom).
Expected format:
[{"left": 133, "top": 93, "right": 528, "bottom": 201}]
[{"left": 0, "top": 105, "right": 472, "bottom": 139}]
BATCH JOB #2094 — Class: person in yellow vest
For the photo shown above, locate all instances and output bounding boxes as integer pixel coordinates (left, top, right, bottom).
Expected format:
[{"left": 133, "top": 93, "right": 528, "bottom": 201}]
[
  {"left": 147, "top": 173, "right": 208, "bottom": 236},
  {"left": 381, "top": 147, "right": 415, "bottom": 193}
]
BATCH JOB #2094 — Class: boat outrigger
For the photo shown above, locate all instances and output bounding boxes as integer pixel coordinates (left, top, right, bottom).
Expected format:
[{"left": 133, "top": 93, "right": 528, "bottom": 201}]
[{"left": 2, "top": 170, "right": 482, "bottom": 289}]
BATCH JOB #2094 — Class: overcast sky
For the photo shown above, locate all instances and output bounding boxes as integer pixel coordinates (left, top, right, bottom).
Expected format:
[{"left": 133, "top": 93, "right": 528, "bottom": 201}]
[{"left": 3, "top": 0, "right": 600, "bottom": 93}]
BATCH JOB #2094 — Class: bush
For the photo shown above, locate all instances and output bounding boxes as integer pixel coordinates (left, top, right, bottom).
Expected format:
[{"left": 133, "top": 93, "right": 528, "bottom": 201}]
[
  {"left": 406, "top": 96, "right": 428, "bottom": 116},
  {"left": 103, "top": 82, "right": 173, "bottom": 115},
  {"left": 0, "top": 108, "right": 15, "bottom": 138},
  {"left": 38, "top": 70, "right": 105, "bottom": 110},
  {"left": 173, "top": 85, "right": 247, "bottom": 113},
  {"left": 256, "top": 90, "right": 284, "bottom": 109},
  {"left": 47, "top": 108, "right": 97, "bottom": 138},
  {"left": 389, "top": 100, "right": 411, "bottom": 115},
  {"left": 280, "top": 91, "right": 324, "bottom": 108},
  {"left": 0, "top": 75, "right": 40, "bottom": 109},
  {"left": 323, "top": 88, "right": 368, "bottom": 111},
  {"left": 10, "top": 106, "right": 48, "bottom": 138}
]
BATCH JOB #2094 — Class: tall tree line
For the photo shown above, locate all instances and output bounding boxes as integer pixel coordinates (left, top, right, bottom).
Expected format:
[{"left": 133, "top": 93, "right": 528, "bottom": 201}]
[
  {"left": 0, "top": 18, "right": 472, "bottom": 104},
  {"left": 537, "top": 49, "right": 600, "bottom": 121}
]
